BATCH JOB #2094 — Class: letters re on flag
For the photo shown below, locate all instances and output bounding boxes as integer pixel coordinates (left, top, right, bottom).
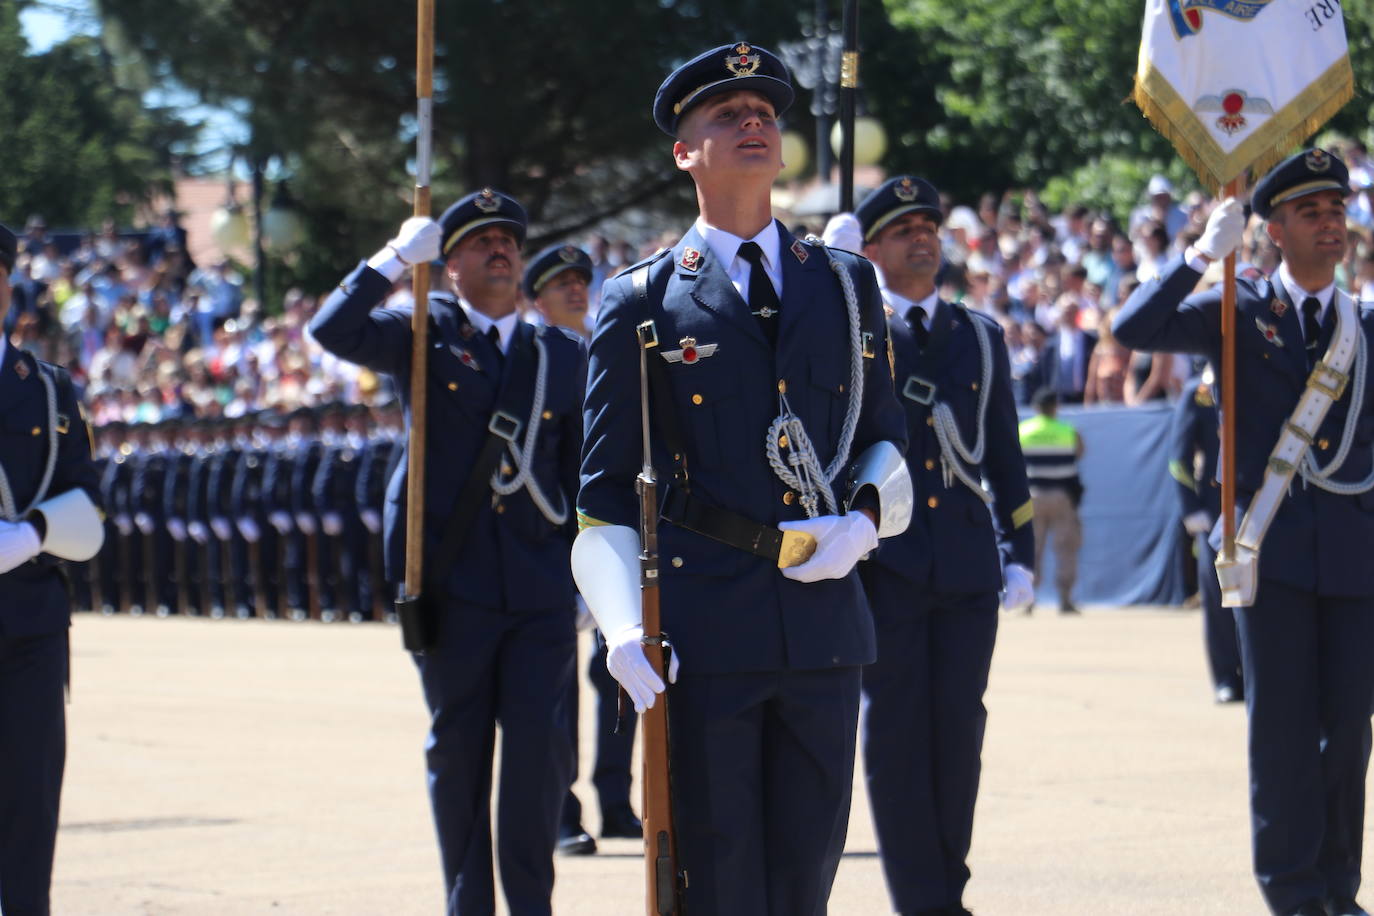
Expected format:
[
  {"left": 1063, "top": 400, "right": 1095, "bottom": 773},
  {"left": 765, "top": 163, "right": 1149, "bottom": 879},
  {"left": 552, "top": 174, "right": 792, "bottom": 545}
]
[{"left": 1133, "top": 0, "right": 1352, "bottom": 191}]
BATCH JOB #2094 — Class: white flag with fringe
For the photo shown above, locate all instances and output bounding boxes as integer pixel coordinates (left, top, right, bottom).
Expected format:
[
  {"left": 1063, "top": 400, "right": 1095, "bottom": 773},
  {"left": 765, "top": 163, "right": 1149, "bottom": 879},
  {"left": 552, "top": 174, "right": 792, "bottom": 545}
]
[{"left": 1133, "top": 0, "right": 1352, "bottom": 191}]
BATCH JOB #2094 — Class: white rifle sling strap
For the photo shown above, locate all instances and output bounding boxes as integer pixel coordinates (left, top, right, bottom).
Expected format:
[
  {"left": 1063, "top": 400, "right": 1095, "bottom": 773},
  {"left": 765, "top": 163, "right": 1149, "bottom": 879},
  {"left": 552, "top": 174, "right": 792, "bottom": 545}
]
[{"left": 1217, "top": 290, "right": 1361, "bottom": 607}]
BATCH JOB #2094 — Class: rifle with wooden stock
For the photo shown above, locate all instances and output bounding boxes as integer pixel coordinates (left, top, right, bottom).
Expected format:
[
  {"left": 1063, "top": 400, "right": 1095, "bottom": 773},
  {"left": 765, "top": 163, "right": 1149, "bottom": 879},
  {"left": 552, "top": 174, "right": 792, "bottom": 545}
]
[{"left": 635, "top": 319, "right": 686, "bottom": 916}]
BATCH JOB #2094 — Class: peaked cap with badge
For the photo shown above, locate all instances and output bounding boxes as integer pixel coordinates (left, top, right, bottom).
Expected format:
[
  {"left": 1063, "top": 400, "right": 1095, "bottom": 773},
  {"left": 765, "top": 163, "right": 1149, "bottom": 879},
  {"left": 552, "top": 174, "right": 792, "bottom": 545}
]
[
  {"left": 855, "top": 175, "right": 943, "bottom": 242},
  {"left": 652, "top": 41, "right": 794, "bottom": 136},
  {"left": 1251, "top": 147, "right": 1350, "bottom": 220},
  {"left": 438, "top": 188, "right": 528, "bottom": 255},
  {"left": 523, "top": 243, "right": 592, "bottom": 299}
]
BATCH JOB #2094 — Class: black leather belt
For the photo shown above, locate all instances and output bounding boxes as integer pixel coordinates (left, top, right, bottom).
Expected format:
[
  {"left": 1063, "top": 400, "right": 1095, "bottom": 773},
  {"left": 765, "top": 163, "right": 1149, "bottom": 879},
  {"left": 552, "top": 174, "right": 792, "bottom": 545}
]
[{"left": 660, "top": 486, "right": 816, "bottom": 568}]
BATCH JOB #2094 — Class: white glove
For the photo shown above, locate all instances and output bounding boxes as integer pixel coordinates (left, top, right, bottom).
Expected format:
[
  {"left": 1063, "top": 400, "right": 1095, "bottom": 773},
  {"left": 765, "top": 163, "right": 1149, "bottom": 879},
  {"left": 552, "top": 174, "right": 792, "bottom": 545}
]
[
  {"left": 822, "top": 213, "right": 864, "bottom": 255},
  {"left": 1183, "top": 510, "right": 1213, "bottom": 536},
  {"left": 0, "top": 520, "right": 41, "bottom": 574},
  {"left": 167, "top": 517, "right": 187, "bottom": 542},
  {"left": 187, "top": 520, "right": 208, "bottom": 544},
  {"left": 115, "top": 514, "right": 133, "bottom": 536},
  {"left": 360, "top": 509, "right": 381, "bottom": 534},
  {"left": 574, "top": 593, "right": 595, "bottom": 632},
  {"left": 322, "top": 513, "right": 343, "bottom": 536},
  {"left": 269, "top": 511, "right": 293, "bottom": 535},
  {"left": 237, "top": 517, "right": 261, "bottom": 542},
  {"left": 388, "top": 217, "right": 441, "bottom": 265},
  {"left": 294, "top": 513, "right": 316, "bottom": 535},
  {"left": 1001, "top": 562, "right": 1035, "bottom": 612},
  {"left": 777, "top": 512, "right": 878, "bottom": 583},
  {"left": 605, "top": 624, "right": 680, "bottom": 714},
  {"left": 210, "top": 517, "right": 232, "bottom": 540},
  {"left": 134, "top": 512, "right": 154, "bottom": 535},
  {"left": 1194, "top": 198, "right": 1245, "bottom": 262}
]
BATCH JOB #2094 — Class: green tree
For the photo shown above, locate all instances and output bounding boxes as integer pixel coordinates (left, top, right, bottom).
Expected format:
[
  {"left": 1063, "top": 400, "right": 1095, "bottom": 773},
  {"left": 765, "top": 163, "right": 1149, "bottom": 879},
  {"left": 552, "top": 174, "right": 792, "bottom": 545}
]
[
  {"left": 94, "top": 0, "right": 809, "bottom": 293},
  {"left": 0, "top": 1, "right": 192, "bottom": 229}
]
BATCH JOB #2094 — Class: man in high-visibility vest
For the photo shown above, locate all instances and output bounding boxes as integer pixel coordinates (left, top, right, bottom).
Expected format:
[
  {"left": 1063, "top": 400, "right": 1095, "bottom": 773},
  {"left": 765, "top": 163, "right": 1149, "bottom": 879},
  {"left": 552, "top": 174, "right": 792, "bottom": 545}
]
[{"left": 1018, "top": 388, "right": 1085, "bottom": 613}]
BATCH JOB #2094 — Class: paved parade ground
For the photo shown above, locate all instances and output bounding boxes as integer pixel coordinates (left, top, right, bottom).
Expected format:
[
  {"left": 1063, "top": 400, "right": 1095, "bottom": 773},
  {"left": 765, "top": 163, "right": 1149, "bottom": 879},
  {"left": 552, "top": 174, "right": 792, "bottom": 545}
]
[{"left": 50, "top": 606, "right": 1356, "bottom": 915}]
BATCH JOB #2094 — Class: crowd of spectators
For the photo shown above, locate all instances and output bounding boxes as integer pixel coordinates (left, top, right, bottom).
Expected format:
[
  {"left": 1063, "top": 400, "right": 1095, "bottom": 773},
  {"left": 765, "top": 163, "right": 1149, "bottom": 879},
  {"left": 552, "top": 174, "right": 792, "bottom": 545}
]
[{"left": 9, "top": 138, "right": 1374, "bottom": 424}]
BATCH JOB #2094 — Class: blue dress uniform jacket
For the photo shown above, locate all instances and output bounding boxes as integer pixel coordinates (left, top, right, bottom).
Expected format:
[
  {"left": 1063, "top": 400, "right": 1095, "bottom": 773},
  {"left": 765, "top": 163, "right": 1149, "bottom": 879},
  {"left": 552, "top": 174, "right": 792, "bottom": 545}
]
[
  {"left": 1115, "top": 256, "right": 1374, "bottom": 913},
  {"left": 0, "top": 346, "right": 100, "bottom": 915},
  {"left": 874, "top": 301, "right": 1034, "bottom": 588},
  {"left": 310, "top": 263, "right": 585, "bottom": 611},
  {"left": 1115, "top": 255, "right": 1374, "bottom": 596},
  {"left": 578, "top": 223, "right": 907, "bottom": 674},
  {"left": 859, "top": 297, "right": 1032, "bottom": 914}
]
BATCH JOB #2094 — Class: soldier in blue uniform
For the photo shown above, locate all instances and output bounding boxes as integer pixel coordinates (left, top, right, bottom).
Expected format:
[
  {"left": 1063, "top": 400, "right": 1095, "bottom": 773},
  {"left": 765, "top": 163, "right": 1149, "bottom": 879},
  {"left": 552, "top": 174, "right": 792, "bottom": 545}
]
[
  {"left": 1115, "top": 149, "right": 1374, "bottom": 916},
  {"left": 572, "top": 43, "right": 910, "bottom": 914},
  {"left": 309, "top": 189, "right": 585, "bottom": 915},
  {"left": 840, "top": 176, "right": 1036, "bottom": 916},
  {"left": 1170, "top": 363, "right": 1244, "bottom": 704},
  {"left": 132, "top": 418, "right": 177, "bottom": 616},
  {"left": 355, "top": 400, "right": 400, "bottom": 621},
  {"left": 0, "top": 222, "right": 105, "bottom": 915},
  {"left": 233, "top": 409, "right": 284, "bottom": 617}
]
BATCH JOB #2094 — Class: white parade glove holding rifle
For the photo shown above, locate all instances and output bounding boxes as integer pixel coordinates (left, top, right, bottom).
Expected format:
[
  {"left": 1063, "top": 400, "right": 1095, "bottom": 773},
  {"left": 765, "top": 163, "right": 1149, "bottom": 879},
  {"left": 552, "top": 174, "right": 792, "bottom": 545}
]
[
  {"left": 366, "top": 217, "right": 442, "bottom": 282},
  {"left": 1001, "top": 562, "right": 1035, "bottom": 612},
  {"left": 572, "top": 525, "right": 679, "bottom": 713}
]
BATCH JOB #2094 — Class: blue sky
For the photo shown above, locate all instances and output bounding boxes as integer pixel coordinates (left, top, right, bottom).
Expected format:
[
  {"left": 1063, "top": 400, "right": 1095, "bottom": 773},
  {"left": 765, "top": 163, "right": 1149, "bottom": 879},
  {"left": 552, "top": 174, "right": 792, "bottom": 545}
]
[{"left": 20, "top": 3, "right": 96, "bottom": 53}]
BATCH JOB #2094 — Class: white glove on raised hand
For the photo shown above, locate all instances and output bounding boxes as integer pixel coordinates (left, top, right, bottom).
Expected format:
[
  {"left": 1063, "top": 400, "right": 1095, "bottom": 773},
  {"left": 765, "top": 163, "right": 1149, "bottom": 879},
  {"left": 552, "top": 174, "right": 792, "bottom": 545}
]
[
  {"left": 822, "top": 213, "right": 864, "bottom": 255},
  {"left": 322, "top": 513, "right": 343, "bottom": 537},
  {"left": 1195, "top": 198, "right": 1245, "bottom": 262},
  {"left": 268, "top": 511, "right": 293, "bottom": 535},
  {"left": 210, "top": 517, "right": 232, "bottom": 541},
  {"left": 294, "top": 513, "right": 316, "bottom": 536},
  {"left": 236, "top": 517, "right": 261, "bottom": 542},
  {"left": 360, "top": 509, "right": 381, "bottom": 534},
  {"left": 134, "top": 512, "right": 154, "bottom": 535},
  {"left": 367, "top": 217, "right": 441, "bottom": 282},
  {"left": 1182, "top": 510, "right": 1213, "bottom": 537},
  {"left": 778, "top": 512, "right": 878, "bottom": 583},
  {"left": 605, "top": 624, "right": 680, "bottom": 714},
  {"left": 0, "top": 520, "right": 41, "bottom": 574},
  {"left": 166, "top": 517, "right": 187, "bottom": 542},
  {"left": 1001, "top": 562, "right": 1035, "bottom": 612}
]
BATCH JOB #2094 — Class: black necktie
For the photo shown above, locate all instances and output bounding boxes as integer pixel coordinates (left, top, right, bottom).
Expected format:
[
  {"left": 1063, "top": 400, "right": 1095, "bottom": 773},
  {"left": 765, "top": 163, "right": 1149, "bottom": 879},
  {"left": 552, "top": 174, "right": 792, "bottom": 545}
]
[
  {"left": 486, "top": 325, "right": 503, "bottom": 368},
  {"left": 737, "top": 242, "right": 780, "bottom": 346},
  {"left": 1301, "top": 296, "right": 1322, "bottom": 369},
  {"left": 907, "top": 306, "right": 929, "bottom": 350}
]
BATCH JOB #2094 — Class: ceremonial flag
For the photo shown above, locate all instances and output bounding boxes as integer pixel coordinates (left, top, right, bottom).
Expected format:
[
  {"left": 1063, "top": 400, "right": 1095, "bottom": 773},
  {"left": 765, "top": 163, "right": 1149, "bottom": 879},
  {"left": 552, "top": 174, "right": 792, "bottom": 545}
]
[{"left": 1133, "top": 0, "right": 1352, "bottom": 191}]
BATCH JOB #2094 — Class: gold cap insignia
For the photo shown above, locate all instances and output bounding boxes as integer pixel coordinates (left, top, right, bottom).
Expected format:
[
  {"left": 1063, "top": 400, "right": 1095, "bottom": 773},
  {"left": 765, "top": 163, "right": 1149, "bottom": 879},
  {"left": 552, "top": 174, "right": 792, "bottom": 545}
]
[
  {"left": 1305, "top": 149, "right": 1330, "bottom": 173},
  {"left": 559, "top": 245, "right": 579, "bottom": 263},
  {"left": 790, "top": 239, "right": 809, "bottom": 263},
  {"left": 894, "top": 177, "right": 918, "bottom": 202},
  {"left": 14, "top": 360, "right": 29, "bottom": 380},
  {"left": 474, "top": 188, "right": 501, "bottom": 213},
  {"left": 680, "top": 247, "right": 702, "bottom": 271},
  {"left": 725, "top": 43, "right": 760, "bottom": 78}
]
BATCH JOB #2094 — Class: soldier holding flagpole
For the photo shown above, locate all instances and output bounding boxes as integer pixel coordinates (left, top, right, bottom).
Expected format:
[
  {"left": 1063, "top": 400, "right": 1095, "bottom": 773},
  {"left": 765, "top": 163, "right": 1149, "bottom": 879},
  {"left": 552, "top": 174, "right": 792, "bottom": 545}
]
[{"left": 1119, "top": 3, "right": 1365, "bottom": 914}]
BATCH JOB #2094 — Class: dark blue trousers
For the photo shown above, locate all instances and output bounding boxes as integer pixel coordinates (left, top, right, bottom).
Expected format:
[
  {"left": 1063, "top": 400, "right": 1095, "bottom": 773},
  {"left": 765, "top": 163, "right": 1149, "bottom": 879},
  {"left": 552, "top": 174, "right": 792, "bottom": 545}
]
[
  {"left": 668, "top": 665, "right": 861, "bottom": 916},
  {"left": 0, "top": 632, "right": 67, "bottom": 916},
  {"left": 589, "top": 632, "right": 635, "bottom": 816},
  {"left": 860, "top": 566, "right": 999, "bottom": 914},
  {"left": 1238, "top": 579, "right": 1374, "bottom": 914},
  {"left": 415, "top": 601, "right": 575, "bottom": 916},
  {"left": 1196, "top": 533, "right": 1243, "bottom": 693}
]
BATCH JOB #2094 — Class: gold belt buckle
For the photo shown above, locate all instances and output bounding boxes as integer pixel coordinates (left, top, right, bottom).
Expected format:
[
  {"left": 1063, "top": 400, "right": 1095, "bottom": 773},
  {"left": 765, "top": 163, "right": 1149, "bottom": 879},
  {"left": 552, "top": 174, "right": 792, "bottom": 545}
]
[{"left": 777, "top": 529, "right": 818, "bottom": 569}]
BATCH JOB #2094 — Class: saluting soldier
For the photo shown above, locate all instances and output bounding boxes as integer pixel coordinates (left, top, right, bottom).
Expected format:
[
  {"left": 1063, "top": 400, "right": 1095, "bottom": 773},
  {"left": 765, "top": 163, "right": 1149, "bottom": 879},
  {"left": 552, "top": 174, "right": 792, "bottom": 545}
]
[
  {"left": 844, "top": 176, "right": 1035, "bottom": 916},
  {"left": 0, "top": 222, "right": 105, "bottom": 915},
  {"left": 1170, "top": 363, "right": 1244, "bottom": 703},
  {"left": 1115, "top": 149, "right": 1374, "bottom": 916},
  {"left": 572, "top": 43, "right": 910, "bottom": 914},
  {"left": 309, "top": 189, "right": 586, "bottom": 914}
]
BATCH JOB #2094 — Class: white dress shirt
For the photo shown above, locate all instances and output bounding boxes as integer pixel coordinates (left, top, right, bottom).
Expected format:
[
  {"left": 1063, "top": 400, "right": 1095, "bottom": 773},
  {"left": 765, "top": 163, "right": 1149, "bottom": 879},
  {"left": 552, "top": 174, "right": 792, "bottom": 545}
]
[
  {"left": 694, "top": 217, "right": 783, "bottom": 306},
  {"left": 460, "top": 302, "right": 520, "bottom": 353}
]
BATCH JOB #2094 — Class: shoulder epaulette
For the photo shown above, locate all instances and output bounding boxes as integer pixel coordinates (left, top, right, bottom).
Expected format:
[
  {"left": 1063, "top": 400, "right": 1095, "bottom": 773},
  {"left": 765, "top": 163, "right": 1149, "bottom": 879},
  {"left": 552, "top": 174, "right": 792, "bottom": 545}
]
[{"left": 610, "top": 248, "right": 672, "bottom": 282}]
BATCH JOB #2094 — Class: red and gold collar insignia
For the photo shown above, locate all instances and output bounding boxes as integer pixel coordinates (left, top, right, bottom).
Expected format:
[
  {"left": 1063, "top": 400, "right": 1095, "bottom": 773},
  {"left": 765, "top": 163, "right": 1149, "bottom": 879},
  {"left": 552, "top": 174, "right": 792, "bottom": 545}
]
[
  {"left": 790, "top": 239, "right": 809, "bottom": 263},
  {"left": 1270, "top": 299, "right": 1288, "bottom": 318},
  {"left": 680, "top": 247, "right": 702, "bottom": 271},
  {"left": 14, "top": 360, "right": 29, "bottom": 380}
]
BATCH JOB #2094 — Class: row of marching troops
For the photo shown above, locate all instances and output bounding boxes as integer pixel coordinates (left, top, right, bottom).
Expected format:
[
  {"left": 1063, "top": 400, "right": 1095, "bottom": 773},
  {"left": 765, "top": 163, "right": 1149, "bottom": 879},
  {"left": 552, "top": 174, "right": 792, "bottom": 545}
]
[{"left": 74, "top": 399, "right": 405, "bottom": 621}]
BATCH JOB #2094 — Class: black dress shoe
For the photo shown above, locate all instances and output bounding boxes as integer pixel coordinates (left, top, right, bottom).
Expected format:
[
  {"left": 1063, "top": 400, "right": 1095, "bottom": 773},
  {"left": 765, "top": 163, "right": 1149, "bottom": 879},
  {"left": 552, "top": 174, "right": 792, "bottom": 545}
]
[
  {"left": 1214, "top": 684, "right": 1244, "bottom": 704},
  {"left": 600, "top": 805, "right": 643, "bottom": 839},
  {"left": 1289, "top": 901, "right": 1328, "bottom": 916},
  {"left": 1059, "top": 601, "right": 1080, "bottom": 615},
  {"left": 557, "top": 827, "right": 596, "bottom": 856},
  {"left": 1326, "top": 899, "right": 1371, "bottom": 916}
]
